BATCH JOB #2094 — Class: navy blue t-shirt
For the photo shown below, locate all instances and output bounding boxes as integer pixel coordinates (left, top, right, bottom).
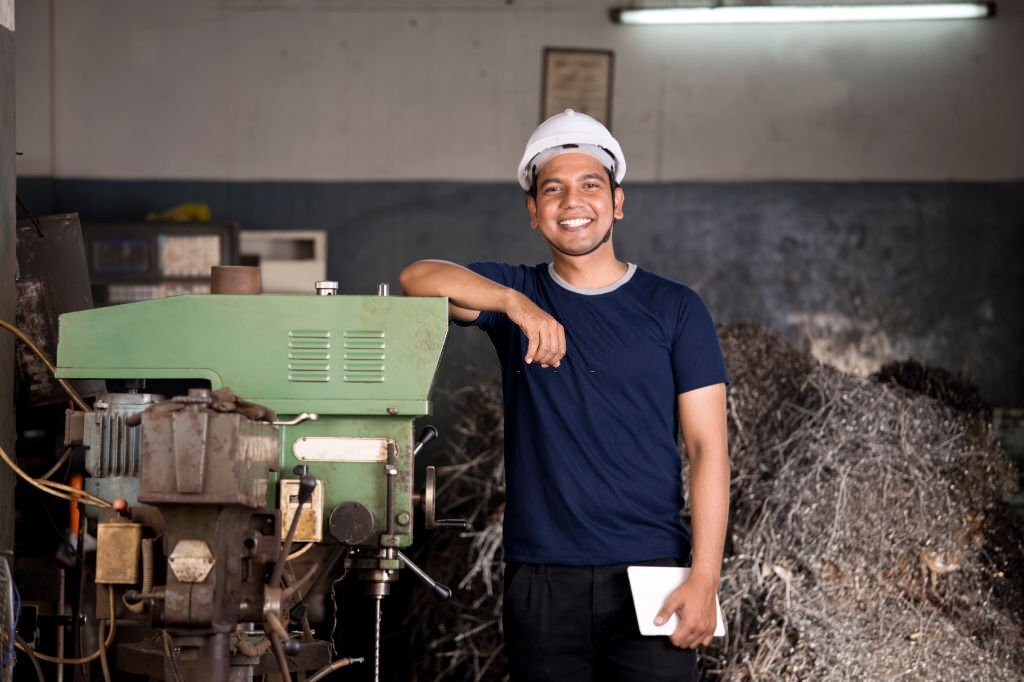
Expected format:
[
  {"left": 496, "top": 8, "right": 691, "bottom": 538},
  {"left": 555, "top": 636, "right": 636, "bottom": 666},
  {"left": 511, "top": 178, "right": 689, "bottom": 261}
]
[{"left": 463, "top": 262, "right": 728, "bottom": 565}]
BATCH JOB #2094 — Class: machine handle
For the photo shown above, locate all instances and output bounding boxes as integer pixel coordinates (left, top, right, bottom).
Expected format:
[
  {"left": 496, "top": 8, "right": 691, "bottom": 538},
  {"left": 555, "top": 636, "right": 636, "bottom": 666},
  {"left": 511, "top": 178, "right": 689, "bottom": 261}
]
[
  {"left": 297, "top": 475, "right": 317, "bottom": 504},
  {"left": 412, "top": 425, "right": 438, "bottom": 457},
  {"left": 272, "top": 412, "right": 319, "bottom": 427},
  {"left": 395, "top": 550, "right": 451, "bottom": 602},
  {"left": 435, "top": 519, "right": 470, "bottom": 531},
  {"left": 269, "top": 478, "right": 318, "bottom": 589}
]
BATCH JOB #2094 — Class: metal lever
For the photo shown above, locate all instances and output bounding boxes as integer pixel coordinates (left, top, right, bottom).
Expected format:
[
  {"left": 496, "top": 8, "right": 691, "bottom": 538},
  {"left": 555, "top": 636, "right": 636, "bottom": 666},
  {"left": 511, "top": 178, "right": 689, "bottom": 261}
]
[
  {"left": 272, "top": 412, "right": 319, "bottom": 426},
  {"left": 395, "top": 549, "right": 452, "bottom": 601},
  {"left": 270, "top": 476, "right": 317, "bottom": 589},
  {"left": 434, "top": 519, "right": 470, "bottom": 531},
  {"left": 413, "top": 425, "right": 438, "bottom": 457},
  {"left": 263, "top": 476, "right": 319, "bottom": 678}
]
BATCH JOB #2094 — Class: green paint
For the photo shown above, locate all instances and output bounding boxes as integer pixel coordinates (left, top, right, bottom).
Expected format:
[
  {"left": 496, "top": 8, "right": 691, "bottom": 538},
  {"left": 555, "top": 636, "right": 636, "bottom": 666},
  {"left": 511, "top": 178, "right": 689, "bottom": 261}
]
[{"left": 56, "top": 293, "right": 449, "bottom": 547}]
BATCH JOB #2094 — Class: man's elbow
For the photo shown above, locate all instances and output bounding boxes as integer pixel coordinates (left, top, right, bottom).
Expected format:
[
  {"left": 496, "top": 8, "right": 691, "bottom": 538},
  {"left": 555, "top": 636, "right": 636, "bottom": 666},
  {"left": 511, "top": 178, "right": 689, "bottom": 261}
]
[{"left": 399, "top": 261, "right": 430, "bottom": 296}]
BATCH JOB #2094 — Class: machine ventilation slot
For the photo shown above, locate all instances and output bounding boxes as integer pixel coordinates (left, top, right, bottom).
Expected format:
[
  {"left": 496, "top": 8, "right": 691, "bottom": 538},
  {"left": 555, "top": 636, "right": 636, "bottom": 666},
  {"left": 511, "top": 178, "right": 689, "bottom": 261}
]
[
  {"left": 99, "top": 413, "right": 140, "bottom": 476},
  {"left": 343, "top": 330, "right": 386, "bottom": 383},
  {"left": 288, "top": 329, "right": 331, "bottom": 382},
  {"left": 84, "top": 410, "right": 143, "bottom": 478}
]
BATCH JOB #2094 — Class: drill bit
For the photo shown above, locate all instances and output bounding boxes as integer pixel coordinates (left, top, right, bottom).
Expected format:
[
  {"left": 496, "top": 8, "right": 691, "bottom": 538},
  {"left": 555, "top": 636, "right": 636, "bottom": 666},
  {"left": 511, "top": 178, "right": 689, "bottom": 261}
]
[{"left": 374, "top": 595, "right": 382, "bottom": 682}]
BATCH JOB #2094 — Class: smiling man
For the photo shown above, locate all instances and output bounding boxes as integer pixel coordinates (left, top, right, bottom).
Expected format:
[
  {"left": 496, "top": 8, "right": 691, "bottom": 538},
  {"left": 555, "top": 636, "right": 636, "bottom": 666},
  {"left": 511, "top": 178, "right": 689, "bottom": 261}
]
[{"left": 400, "top": 109, "right": 730, "bottom": 681}]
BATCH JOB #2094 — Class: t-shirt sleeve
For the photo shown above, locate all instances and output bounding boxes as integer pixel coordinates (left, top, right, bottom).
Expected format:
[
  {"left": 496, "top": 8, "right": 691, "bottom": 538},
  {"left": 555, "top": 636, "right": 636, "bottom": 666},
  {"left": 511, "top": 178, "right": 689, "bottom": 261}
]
[
  {"left": 454, "top": 261, "right": 522, "bottom": 333},
  {"left": 671, "top": 289, "right": 730, "bottom": 394}
]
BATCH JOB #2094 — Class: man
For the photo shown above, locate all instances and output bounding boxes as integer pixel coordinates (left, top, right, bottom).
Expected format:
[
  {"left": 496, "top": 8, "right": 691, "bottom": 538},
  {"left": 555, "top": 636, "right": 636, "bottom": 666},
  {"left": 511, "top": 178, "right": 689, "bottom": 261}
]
[{"left": 400, "top": 109, "right": 729, "bottom": 681}]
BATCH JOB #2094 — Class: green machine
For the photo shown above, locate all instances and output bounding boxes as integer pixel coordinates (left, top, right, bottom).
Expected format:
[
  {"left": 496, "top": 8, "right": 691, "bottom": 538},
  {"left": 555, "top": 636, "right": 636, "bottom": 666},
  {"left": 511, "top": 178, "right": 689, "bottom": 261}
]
[{"left": 55, "top": 283, "right": 458, "bottom": 681}]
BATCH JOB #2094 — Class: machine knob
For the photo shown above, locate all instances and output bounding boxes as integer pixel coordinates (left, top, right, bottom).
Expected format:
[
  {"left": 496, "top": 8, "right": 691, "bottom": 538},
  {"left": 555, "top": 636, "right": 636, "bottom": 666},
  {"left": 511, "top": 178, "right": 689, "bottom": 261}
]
[
  {"left": 284, "top": 639, "right": 301, "bottom": 657},
  {"left": 329, "top": 502, "right": 376, "bottom": 545},
  {"left": 297, "top": 476, "right": 317, "bottom": 504},
  {"left": 413, "top": 425, "right": 438, "bottom": 457}
]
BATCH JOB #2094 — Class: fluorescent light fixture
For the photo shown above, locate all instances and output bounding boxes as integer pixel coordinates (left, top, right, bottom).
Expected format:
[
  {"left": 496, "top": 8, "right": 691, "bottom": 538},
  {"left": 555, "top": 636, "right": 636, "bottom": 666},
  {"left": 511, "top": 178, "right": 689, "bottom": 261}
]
[{"left": 611, "top": 3, "right": 996, "bottom": 25}]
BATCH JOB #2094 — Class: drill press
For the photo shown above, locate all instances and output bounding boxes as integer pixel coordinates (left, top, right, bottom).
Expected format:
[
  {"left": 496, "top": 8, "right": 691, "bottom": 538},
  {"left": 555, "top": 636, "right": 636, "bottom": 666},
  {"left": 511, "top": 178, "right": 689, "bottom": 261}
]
[{"left": 56, "top": 276, "right": 461, "bottom": 680}]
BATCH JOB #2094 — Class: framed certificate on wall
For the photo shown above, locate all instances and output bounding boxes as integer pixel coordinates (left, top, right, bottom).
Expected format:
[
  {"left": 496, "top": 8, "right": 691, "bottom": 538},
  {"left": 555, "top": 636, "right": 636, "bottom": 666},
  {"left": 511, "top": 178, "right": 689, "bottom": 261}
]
[{"left": 541, "top": 48, "right": 614, "bottom": 128}]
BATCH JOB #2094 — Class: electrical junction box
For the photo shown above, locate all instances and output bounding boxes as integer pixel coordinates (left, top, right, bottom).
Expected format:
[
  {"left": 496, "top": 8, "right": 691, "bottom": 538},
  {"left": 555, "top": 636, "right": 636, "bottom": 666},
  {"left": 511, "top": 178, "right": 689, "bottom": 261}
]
[{"left": 96, "top": 522, "right": 142, "bottom": 584}]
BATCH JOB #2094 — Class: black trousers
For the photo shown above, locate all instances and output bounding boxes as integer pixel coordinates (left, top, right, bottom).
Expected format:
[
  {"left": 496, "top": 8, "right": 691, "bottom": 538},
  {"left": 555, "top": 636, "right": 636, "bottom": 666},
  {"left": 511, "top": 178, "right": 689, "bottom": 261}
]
[{"left": 502, "top": 560, "right": 698, "bottom": 682}]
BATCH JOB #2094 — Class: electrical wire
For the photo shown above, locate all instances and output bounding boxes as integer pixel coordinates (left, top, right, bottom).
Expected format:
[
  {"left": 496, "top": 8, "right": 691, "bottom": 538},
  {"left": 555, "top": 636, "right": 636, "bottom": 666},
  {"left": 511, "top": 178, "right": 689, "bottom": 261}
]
[
  {"left": 281, "top": 562, "right": 320, "bottom": 601},
  {"left": 14, "top": 634, "right": 45, "bottom": 682},
  {"left": 307, "top": 656, "right": 365, "bottom": 682},
  {"left": 14, "top": 587, "right": 116, "bottom": 665},
  {"left": 286, "top": 542, "right": 315, "bottom": 561},
  {"left": 97, "top": 621, "right": 112, "bottom": 682},
  {"left": 0, "top": 444, "right": 112, "bottom": 509},
  {"left": 160, "top": 630, "right": 185, "bottom": 682},
  {"left": 0, "top": 317, "right": 91, "bottom": 412},
  {"left": 40, "top": 446, "right": 74, "bottom": 481}
]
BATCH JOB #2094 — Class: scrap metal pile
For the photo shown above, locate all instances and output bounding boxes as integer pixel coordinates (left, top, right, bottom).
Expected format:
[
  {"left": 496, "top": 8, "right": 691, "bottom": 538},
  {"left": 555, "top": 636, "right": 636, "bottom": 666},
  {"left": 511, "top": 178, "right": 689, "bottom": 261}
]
[{"left": 408, "top": 323, "right": 1024, "bottom": 681}]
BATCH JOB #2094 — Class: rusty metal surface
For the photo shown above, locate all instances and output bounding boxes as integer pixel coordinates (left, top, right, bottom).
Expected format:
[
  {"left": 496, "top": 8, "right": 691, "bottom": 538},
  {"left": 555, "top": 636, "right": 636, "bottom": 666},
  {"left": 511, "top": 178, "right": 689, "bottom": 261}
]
[
  {"left": 96, "top": 522, "right": 142, "bottom": 584},
  {"left": 117, "top": 639, "right": 330, "bottom": 679},
  {"left": 211, "top": 265, "right": 261, "bottom": 295},
  {"left": 172, "top": 407, "right": 210, "bottom": 493},
  {"left": 292, "top": 435, "right": 391, "bottom": 462},
  {"left": 159, "top": 506, "right": 279, "bottom": 629},
  {"left": 140, "top": 403, "right": 278, "bottom": 507},
  {"left": 279, "top": 478, "right": 324, "bottom": 542},
  {"left": 64, "top": 409, "right": 85, "bottom": 444},
  {"left": 15, "top": 212, "right": 104, "bottom": 406},
  {"left": 164, "top": 578, "right": 216, "bottom": 627},
  {"left": 168, "top": 539, "right": 215, "bottom": 583}
]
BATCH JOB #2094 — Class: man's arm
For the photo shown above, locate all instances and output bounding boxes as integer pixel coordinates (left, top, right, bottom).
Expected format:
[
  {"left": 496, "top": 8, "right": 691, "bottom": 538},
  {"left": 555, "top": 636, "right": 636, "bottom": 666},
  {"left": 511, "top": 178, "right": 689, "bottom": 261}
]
[
  {"left": 399, "top": 259, "right": 566, "bottom": 368},
  {"left": 655, "top": 382, "right": 730, "bottom": 649}
]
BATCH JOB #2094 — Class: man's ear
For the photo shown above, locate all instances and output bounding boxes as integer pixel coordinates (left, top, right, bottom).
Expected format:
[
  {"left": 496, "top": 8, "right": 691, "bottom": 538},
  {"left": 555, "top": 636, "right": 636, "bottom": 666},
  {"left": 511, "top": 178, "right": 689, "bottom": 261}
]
[
  {"left": 613, "top": 186, "right": 625, "bottom": 221},
  {"left": 526, "top": 195, "right": 540, "bottom": 230}
]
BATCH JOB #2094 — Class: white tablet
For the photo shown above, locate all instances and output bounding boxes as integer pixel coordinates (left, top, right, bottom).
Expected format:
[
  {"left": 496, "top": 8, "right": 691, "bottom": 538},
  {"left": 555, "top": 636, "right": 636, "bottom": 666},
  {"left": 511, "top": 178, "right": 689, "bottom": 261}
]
[{"left": 626, "top": 565, "right": 726, "bottom": 637}]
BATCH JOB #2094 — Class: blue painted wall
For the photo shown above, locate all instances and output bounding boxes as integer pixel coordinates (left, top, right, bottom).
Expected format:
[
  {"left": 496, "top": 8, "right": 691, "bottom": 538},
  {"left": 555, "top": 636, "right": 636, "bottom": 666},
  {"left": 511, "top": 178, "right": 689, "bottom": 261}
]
[{"left": 17, "top": 177, "right": 1024, "bottom": 407}]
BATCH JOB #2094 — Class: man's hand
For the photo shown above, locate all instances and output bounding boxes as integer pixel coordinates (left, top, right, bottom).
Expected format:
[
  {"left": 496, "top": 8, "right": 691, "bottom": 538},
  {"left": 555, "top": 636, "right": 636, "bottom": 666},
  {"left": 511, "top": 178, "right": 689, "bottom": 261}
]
[
  {"left": 506, "top": 292, "right": 566, "bottom": 368},
  {"left": 400, "top": 260, "right": 565, "bottom": 368},
  {"left": 654, "top": 571, "right": 718, "bottom": 649}
]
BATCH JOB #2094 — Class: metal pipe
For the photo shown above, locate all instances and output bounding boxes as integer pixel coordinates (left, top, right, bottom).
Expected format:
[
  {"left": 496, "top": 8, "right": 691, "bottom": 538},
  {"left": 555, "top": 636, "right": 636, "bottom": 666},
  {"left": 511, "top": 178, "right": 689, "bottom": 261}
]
[{"left": 385, "top": 442, "right": 396, "bottom": 538}]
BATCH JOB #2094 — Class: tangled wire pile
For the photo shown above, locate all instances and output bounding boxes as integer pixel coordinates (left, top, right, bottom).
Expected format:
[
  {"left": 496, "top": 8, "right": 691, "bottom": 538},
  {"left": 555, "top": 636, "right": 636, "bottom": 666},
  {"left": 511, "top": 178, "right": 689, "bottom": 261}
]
[
  {"left": 407, "top": 382, "right": 508, "bottom": 682},
  {"left": 408, "top": 323, "right": 1023, "bottom": 681},
  {"left": 710, "top": 323, "right": 1023, "bottom": 680}
]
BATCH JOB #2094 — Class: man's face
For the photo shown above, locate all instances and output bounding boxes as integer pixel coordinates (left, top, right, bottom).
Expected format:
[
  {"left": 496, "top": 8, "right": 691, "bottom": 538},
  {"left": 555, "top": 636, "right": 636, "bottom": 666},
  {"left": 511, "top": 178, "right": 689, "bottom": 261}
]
[{"left": 527, "top": 153, "right": 625, "bottom": 258}]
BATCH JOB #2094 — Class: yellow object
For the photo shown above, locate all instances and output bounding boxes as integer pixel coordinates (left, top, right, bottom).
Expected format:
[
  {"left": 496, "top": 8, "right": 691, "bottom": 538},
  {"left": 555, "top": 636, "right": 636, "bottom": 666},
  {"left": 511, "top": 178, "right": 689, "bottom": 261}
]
[
  {"left": 146, "top": 202, "right": 213, "bottom": 222},
  {"left": 96, "top": 522, "right": 143, "bottom": 584}
]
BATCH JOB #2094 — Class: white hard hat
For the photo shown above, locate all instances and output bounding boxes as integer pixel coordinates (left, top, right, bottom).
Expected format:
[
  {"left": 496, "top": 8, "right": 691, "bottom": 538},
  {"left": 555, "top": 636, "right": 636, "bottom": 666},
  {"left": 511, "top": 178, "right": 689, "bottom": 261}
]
[{"left": 517, "top": 109, "right": 627, "bottom": 191}]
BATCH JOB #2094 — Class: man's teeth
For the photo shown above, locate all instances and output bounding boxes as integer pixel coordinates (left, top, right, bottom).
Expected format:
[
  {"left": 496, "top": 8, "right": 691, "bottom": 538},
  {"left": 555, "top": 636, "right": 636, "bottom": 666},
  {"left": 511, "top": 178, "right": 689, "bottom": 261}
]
[{"left": 559, "top": 218, "right": 592, "bottom": 228}]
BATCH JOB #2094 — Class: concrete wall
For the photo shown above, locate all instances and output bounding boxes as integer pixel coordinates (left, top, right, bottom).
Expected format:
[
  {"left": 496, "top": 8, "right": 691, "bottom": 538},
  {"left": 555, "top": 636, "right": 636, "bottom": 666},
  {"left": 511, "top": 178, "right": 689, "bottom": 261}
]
[
  {"left": 11, "top": 1, "right": 1024, "bottom": 408},
  {"left": 1, "top": 0, "right": 16, "bottom": 558},
  {"left": 14, "top": 0, "right": 1024, "bottom": 182}
]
